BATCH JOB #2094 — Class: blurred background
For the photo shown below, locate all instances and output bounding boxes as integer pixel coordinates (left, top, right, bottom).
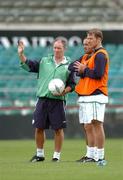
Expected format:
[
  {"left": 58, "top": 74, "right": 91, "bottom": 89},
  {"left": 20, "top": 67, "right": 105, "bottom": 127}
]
[{"left": 0, "top": 0, "right": 123, "bottom": 139}]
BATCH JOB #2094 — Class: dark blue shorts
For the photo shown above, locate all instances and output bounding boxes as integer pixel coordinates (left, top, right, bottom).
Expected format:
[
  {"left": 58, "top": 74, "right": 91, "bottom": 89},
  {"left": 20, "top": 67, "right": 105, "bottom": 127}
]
[{"left": 32, "top": 98, "right": 66, "bottom": 130}]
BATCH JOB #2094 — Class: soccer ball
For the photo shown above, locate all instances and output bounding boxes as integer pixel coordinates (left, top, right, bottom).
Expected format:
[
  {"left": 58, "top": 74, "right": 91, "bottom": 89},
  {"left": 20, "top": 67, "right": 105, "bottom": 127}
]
[{"left": 48, "top": 78, "right": 65, "bottom": 95}]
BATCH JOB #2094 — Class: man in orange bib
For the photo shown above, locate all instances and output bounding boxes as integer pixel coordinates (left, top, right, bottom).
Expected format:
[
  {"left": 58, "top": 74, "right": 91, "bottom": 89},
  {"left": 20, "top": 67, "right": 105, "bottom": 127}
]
[{"left": 69, "top": 29, "right": 109, "bottom": 166}]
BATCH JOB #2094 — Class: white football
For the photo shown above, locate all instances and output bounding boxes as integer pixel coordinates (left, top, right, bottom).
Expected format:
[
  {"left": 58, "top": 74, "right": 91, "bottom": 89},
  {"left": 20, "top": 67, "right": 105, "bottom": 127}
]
[{"left": 48, "top": 78, "right": 65, "bottom": 95}]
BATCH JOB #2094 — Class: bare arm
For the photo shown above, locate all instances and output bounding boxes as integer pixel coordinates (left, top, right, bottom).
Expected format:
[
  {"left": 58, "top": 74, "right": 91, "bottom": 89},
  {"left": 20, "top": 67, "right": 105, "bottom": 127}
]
[
  {"left": 18, "top": 41, "right": 40, "bottom": 73},
  {"left": 18, "top": 41, "right": 27, "bottom": 63}
]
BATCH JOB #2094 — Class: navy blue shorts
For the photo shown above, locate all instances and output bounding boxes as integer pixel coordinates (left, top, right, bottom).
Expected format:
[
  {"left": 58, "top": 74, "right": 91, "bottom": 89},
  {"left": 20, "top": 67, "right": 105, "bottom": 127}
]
[{"left": 32, "top": 98, "right": 66, "bottom": 130}]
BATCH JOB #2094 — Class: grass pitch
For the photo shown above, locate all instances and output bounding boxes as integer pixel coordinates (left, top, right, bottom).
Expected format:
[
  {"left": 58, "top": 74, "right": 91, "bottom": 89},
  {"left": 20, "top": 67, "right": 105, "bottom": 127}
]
[{"left": 0, "top": 139, "right": 123, "bottom": 180}]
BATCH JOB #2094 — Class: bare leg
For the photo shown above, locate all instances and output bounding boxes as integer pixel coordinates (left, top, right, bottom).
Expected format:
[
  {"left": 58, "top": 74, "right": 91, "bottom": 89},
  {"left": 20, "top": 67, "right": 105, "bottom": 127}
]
[
  {"left": 84, "top": 124, "right": 96, "bottom": 147},
  {"left": 54, "top": 129, "right": 64, "bottom": 152},
  {"left": 30, "top": 128, "right": 45, "bottom": 162},
  {"left": 35, "top": 128, "right": 45, "bottom": 149},
  {"left": 83, "top": 123, "right": 97, "bottom": 160},
  {"left": 93, "top": 121, "right": 105, "bottom": 148},
  {"left": 52, "top": 129, "right": 64, "bottom": 161},
  {"left": 93, "top": 120, "right": 105, "bottom": 161},
  {"left": 77, "top": 123, "right": 96, "bottom": 161},
  {"left": 82, "top": 124, "right": 88, "bottom": 146}
]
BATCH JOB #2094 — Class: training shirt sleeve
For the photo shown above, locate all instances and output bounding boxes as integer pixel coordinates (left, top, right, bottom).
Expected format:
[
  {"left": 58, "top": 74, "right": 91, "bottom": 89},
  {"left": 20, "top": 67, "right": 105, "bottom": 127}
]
[
  {"left": 66, "top": 70, "right": 76, "bottom": 91},
  {"left": 25, "top": 59, "right": 40, "bottom": 73}
]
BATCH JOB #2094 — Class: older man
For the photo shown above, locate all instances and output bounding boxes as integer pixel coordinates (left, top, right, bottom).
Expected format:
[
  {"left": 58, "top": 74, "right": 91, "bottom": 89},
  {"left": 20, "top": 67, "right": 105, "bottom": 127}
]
[{"left": 18, "top": 38, "right": 75, "bottom": 162}]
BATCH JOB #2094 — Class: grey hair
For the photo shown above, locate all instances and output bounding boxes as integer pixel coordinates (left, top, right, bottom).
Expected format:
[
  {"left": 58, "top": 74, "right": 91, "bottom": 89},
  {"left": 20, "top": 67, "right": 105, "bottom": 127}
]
[{"left": 53, "top": 37, "right": 68, "bottom": 49}]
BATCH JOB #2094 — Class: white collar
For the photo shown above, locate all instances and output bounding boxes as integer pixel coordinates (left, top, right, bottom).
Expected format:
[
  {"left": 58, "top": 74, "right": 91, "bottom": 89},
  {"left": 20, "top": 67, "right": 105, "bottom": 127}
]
[{"left": 54, "top": 56, "right": 67, "bottom": 65}]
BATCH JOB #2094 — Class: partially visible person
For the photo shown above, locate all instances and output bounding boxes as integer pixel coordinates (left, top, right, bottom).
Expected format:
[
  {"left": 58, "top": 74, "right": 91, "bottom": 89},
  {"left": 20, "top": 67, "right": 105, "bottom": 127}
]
[
  {"left": 69, "top": 38, "right": 97, "bottom": 162},
  {"left": 18, "top": 38, "right": 75, "bottom": 162},
  {"left": 69, "top": 29, "right": 109, "bottom": 165}
]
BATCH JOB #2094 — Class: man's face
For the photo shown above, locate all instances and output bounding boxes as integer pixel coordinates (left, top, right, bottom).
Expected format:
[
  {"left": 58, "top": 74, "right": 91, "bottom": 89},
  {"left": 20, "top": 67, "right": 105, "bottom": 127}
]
[
  {"left": 53, "top": 40, "right": 65, "bottom": 58},
  {"left": 83, "top": 39, "right": 93, "bottom": 54},
  {"left": 87, "top": 33, "right": 99, "bottom": 49}
]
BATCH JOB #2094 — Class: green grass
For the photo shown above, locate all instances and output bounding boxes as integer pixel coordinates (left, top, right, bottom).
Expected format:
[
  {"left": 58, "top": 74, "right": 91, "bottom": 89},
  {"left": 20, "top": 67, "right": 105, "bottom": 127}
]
[{"left": 0, "top": 139, "right": 123, "bottom": 180}]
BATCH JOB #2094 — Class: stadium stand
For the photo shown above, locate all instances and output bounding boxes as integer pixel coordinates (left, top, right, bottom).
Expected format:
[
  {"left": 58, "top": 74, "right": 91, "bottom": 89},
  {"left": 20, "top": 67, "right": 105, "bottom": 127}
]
[
  {"left": 1, "top": 43, "right": 123, "bottom": 113},
  {"left": 0, "top": 0, "right": 123, "bottom": 23},
  {"left": 0, "top": 0, "right": 123, "bottom": 114}
]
